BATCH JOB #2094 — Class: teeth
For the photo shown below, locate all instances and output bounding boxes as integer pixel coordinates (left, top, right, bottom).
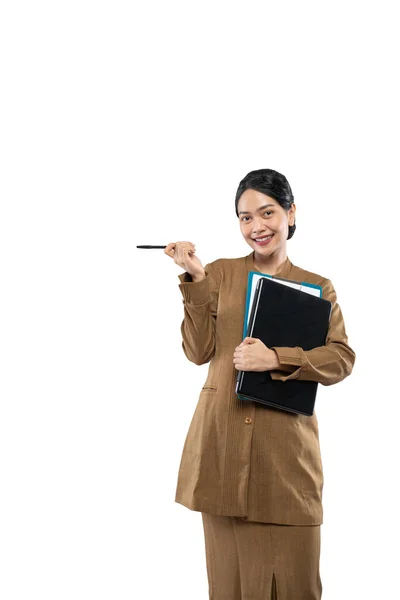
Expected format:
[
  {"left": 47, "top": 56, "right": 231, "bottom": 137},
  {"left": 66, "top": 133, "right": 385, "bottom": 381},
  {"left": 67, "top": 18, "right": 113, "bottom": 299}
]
[{"left": 255, "top": 235, "right": 273, "bottom": 241}]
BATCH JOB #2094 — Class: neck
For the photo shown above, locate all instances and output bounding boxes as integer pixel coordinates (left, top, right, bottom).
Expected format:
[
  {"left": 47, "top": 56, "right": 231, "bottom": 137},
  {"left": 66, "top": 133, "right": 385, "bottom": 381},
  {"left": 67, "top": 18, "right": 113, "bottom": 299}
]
[{"left": 253, "top": 248, "right": 288, "bottom": 276}]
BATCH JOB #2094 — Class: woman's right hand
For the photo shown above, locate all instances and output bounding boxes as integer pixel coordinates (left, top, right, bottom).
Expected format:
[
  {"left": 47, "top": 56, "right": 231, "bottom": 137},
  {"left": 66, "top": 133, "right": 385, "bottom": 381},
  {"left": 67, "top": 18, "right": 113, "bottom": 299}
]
[{"left": 164, "top": 241, "right": 206, "bottom": 280}]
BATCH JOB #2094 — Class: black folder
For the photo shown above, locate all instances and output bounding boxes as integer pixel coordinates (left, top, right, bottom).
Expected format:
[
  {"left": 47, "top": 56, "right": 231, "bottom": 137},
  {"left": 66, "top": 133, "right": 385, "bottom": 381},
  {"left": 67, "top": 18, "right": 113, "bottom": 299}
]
[{"left": 235, "top": 276, "right": 332, "bottom": 416}]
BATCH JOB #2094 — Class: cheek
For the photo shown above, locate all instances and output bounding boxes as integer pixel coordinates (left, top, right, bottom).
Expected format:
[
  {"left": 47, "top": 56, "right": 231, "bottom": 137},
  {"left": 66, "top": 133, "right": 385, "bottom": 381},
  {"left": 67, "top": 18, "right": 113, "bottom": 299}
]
[{"left": 273, "top": 218, "right": 287, "bottom": 232}]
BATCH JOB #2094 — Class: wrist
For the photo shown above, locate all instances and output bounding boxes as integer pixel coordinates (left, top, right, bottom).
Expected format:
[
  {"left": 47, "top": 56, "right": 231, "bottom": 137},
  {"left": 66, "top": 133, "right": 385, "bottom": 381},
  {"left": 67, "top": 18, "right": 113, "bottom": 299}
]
[
  {"left": 269, "top": 349, "right": 281, "bottom": 370},
  {"left": 192, "top": 272, "right": 206, "bottom": 282}
]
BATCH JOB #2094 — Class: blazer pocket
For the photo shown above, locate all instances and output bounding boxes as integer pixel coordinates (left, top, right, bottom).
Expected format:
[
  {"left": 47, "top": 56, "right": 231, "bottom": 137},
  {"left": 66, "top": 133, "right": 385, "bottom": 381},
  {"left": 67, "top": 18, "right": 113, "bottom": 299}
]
[{"left": 202, "top": 385, "right": 218, "bottom": 391}]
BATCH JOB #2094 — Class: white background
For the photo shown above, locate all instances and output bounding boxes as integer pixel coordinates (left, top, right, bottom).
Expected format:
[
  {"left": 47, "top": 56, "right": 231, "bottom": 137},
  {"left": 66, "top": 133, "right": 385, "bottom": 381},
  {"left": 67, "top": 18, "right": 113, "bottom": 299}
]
[{"left": 1, "top": 1, "right": 399, "bottom": 598}]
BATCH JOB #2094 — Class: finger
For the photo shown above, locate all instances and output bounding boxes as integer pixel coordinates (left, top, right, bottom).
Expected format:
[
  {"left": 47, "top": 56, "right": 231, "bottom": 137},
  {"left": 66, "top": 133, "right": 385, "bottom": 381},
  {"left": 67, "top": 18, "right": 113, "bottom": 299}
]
[
  {"left": 177, "top": 244, "right": 192, "bottom": 265},
  {"left": 175, "top": 242, "right": 193, "bottom": 259},
  {"left": 234, "top": 363, "right": 246, "bottom": 371},
  {"left": 164, "top": 242, "right": 176, "bottom": 257}
]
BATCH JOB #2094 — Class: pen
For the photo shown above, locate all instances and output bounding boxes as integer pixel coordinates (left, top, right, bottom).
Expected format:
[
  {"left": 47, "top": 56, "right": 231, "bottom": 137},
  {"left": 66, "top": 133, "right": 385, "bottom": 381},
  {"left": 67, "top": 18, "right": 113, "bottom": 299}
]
[{"left": 136, "top": 245, "right": 167, "bottom": 249}]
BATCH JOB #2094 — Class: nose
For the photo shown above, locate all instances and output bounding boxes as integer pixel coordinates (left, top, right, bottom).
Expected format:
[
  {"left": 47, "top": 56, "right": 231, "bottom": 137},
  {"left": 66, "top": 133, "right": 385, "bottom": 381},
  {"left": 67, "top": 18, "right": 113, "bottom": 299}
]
[{"left": 252, "top": 216, "right": 267, "bottom": 233}]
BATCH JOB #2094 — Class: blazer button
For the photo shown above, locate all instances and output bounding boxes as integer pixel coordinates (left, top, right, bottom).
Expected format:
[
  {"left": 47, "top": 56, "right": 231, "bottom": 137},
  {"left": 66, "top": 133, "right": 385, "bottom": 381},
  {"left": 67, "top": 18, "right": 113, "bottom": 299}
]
[{"left": 245, "top": 417, "right": 252, "bottom": 424}]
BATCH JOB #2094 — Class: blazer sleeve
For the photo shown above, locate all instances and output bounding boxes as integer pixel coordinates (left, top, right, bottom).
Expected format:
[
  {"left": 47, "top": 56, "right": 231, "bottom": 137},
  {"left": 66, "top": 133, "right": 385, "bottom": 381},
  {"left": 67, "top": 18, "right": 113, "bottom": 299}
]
[
  {"left": 177, "top": 261, "right": 221, "bottom": 365},
  {"left": 268, "top": 277, "right": 356, "bottom": 386}
]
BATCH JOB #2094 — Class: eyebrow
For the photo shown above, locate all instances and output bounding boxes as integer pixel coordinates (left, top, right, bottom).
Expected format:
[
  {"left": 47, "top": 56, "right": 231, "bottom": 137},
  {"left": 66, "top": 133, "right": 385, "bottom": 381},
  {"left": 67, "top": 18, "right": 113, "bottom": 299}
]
[{"left": 238, "top": 203, "right": 275, "bottom": 215}]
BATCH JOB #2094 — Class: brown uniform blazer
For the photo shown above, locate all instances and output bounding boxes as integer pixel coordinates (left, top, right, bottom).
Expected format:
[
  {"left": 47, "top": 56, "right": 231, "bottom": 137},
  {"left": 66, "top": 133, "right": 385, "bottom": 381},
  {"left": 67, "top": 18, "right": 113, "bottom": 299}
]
[{"left": 174, "top": 250, "right": 356, "bottom": 525}]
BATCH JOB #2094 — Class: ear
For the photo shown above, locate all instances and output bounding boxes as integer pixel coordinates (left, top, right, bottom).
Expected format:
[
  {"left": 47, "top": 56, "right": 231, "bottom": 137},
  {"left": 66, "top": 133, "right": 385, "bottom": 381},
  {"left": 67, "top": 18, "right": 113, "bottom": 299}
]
[{"left": 289, "top": 203, "right": 296, "bottom": 225}]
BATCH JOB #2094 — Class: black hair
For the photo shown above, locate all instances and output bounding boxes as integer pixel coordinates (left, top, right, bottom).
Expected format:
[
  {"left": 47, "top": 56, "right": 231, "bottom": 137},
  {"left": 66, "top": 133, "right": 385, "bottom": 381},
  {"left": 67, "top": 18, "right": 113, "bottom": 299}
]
[{"left": 234, "top": 168, "right": 296, "bottom": 240}]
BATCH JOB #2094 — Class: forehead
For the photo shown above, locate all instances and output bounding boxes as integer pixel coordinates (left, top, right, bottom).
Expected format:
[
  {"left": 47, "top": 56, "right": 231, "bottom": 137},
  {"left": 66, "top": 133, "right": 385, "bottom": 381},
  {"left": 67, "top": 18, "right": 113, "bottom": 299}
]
[{"left": 237, "top": 189, "right": 280, "bottom": 212}]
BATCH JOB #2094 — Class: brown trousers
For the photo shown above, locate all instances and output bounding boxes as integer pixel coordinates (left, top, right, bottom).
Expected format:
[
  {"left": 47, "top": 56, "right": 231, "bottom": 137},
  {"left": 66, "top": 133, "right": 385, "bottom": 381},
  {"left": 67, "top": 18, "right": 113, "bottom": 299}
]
[{"left": 201, "top": 513, "right": 322, "bottom": 600}]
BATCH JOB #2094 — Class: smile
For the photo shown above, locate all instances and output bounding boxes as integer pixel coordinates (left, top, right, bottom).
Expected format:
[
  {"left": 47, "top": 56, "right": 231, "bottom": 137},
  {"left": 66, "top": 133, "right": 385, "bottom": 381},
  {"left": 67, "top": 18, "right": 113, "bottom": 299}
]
[{"left": 254, "top": 234, "right": 274, "bottom": 245}]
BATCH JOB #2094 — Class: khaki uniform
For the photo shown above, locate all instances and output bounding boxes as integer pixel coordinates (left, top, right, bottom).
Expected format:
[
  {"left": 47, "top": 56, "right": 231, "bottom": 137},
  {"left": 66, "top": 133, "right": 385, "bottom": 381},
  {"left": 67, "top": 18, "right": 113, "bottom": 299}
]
[
  {"left": 174, "top": 250, "right": 355, "bottom": 525},
  {"left": 201, "top": 512, "right": 322, "bottom": 599}
]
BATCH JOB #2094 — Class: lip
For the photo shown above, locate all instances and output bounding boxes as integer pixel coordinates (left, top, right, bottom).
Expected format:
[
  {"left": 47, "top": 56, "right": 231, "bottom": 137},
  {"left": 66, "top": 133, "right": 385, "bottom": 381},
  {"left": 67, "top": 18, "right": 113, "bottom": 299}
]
[
  {"left": 251, "top": 233, "right": 274, "bottom": 245},
  {"left": 252, "top": 234, "right": 274, "bottom": 241}
]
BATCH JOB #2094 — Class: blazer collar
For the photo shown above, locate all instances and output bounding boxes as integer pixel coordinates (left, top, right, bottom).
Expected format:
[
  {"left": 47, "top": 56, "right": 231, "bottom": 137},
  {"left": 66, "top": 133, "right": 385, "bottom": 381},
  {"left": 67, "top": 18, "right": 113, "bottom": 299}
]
[{"left": 245, "top": 250, "right": 293, "bottom": 279}]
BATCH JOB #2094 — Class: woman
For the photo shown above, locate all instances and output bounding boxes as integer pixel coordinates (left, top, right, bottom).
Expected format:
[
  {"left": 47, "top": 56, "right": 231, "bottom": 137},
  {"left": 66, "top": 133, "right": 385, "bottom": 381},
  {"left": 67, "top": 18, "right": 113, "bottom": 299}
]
[{"left": 164, "top": 168, "right": 356, "bottom": 600}]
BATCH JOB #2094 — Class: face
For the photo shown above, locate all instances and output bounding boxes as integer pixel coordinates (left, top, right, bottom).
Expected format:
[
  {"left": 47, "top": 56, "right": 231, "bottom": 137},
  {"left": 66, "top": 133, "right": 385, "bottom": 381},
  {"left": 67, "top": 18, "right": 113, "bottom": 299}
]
[{"left": 237, "top": 188, "right": 296, "bottom": 255}]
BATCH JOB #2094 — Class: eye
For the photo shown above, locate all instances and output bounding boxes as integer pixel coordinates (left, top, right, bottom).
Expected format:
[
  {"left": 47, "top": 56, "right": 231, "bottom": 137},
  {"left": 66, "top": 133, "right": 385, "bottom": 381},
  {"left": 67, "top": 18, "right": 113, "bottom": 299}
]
[{"left": 241, "top": 210, "right": 273, "bottom": 222}]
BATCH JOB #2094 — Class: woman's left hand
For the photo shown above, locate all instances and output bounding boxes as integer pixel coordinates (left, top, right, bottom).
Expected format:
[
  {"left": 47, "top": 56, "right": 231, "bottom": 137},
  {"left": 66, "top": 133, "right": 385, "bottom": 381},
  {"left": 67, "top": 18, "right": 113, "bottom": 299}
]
[{"left": 233, "top": 337, "right": 280, "bottom": 372}]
